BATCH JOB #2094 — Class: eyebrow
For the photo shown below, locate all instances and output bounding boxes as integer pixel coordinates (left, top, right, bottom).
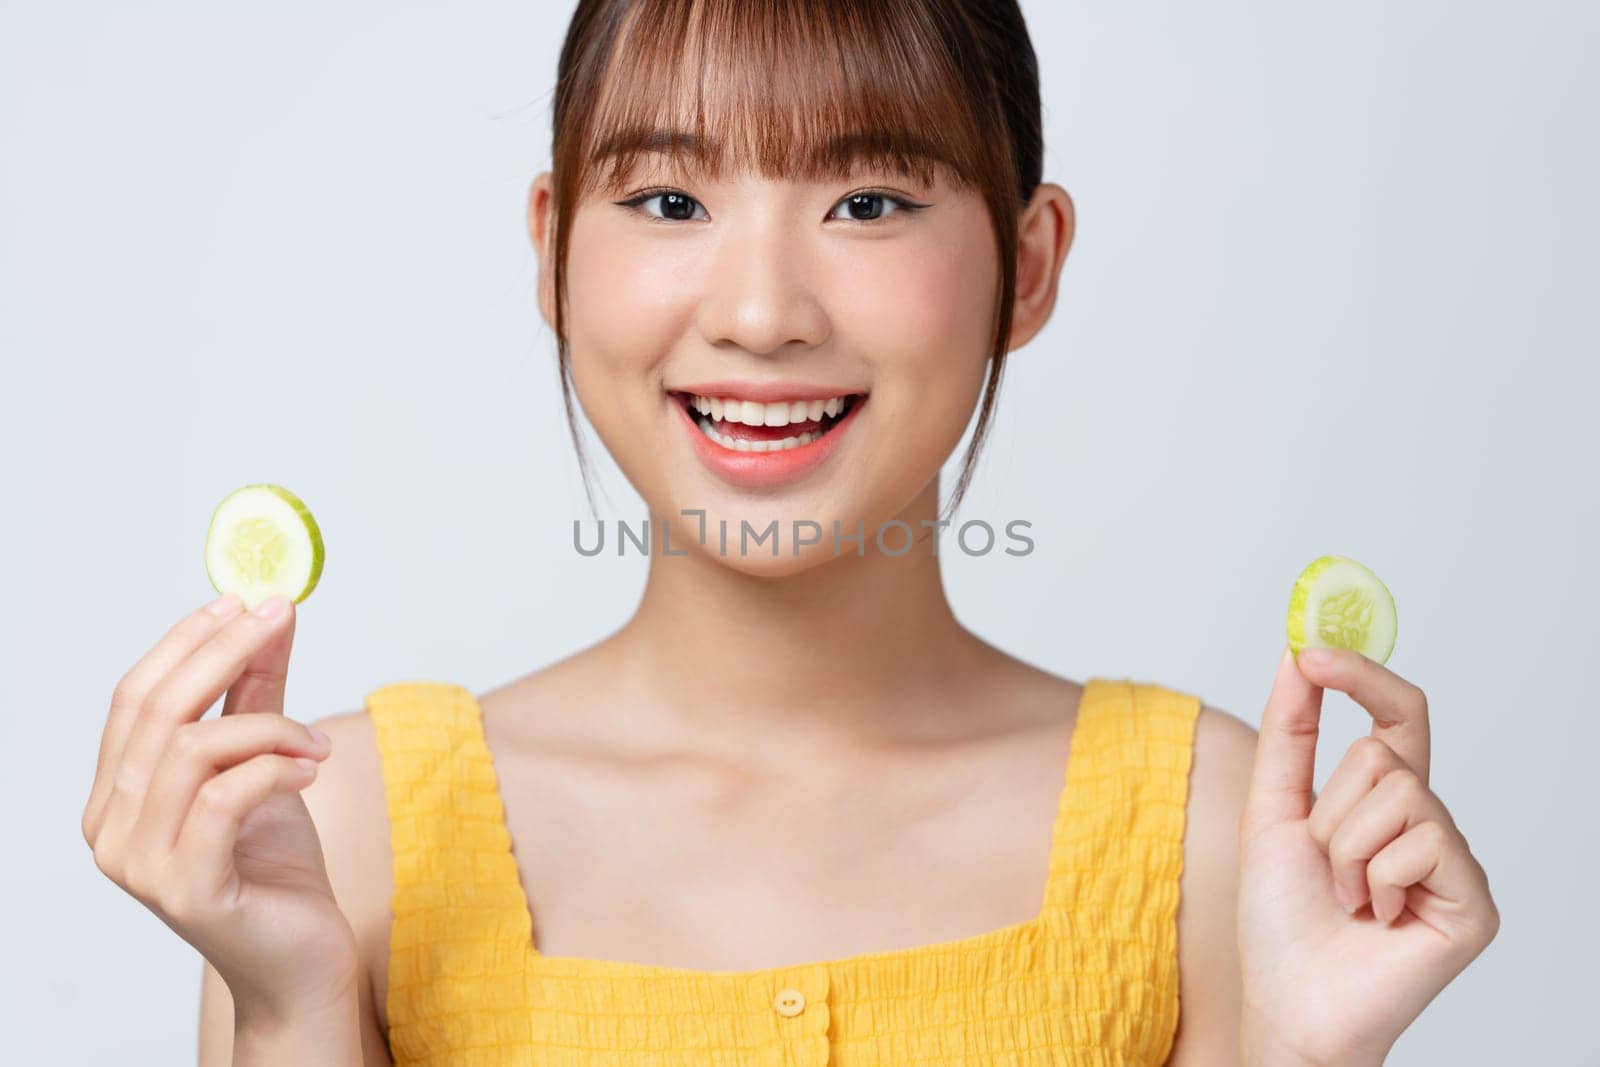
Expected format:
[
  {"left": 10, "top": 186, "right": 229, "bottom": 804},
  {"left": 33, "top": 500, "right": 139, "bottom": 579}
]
[
  {"left": 593, "top": 128, "right": 951, "bottom": 169},
  {"left": 594, "top": 128, "right": 711, "bottom": 160}
]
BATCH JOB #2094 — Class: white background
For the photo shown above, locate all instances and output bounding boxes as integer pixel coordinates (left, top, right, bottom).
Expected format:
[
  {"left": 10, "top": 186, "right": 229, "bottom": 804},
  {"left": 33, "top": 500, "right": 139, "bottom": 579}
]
[{"left": 2, "top": 1, "right": 1595, "bottom": 1062}]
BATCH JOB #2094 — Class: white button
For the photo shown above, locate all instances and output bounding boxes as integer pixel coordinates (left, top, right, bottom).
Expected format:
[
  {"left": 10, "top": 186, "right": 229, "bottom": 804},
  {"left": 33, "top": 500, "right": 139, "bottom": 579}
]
[{"left": 773, "top": 987, "right": 805, "bottom": 1017}]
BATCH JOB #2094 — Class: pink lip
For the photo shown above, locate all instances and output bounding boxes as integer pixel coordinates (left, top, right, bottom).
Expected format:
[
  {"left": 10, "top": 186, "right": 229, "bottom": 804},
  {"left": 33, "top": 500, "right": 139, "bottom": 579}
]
[
  {"left": 671, "top": 380, "right": 866, "bottom": 403},
  {"left": 671, "top": 391, "right": 868, "bottom": 490}
]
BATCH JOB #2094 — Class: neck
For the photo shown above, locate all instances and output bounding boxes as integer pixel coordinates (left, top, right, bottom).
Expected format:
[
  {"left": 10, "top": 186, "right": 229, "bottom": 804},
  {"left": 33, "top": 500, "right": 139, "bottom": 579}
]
[{"left": 607, "top": 479, "right": 993, "bottom": 757}]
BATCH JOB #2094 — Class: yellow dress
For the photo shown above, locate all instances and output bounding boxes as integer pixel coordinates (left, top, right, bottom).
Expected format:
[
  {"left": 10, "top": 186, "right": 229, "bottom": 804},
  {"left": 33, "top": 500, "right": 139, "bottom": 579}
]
[{"left": 366, "top": 677, "right": 1201, "bottom": 1066}]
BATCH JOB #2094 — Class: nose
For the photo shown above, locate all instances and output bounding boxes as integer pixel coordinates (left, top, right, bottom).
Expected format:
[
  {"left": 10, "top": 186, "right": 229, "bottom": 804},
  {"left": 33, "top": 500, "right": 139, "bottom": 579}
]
[{"left": 694, "top": 218, "right": 831, "bottom": 357}]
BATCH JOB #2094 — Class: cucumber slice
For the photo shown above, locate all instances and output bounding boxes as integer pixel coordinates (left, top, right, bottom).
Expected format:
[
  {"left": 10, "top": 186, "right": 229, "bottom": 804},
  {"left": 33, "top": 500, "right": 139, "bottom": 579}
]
[
  {"left": 204, "top": 483, "right": 324, "bottom": 610},
  {"left": 1286, "top": 554, "right": 1397, "bottom": 665}
]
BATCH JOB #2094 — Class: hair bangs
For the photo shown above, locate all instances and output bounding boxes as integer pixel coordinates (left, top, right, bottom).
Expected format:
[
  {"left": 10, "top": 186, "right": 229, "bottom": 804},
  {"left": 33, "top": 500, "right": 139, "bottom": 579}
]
[{"left": 572, "top": 0, "right": 996, "bottom": 200}]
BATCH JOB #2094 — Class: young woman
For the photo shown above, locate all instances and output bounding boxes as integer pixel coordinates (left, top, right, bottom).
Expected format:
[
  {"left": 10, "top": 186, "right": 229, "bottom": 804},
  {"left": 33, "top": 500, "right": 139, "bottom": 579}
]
[{"left": 83, "top": 1, "right": 1499, "bottom": 1064}]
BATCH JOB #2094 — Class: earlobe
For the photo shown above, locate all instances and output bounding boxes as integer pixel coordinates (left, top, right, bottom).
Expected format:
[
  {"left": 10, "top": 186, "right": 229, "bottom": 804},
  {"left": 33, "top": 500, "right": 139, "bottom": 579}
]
[
  {"left": 537, "top": 266, "right": 555, "bottom": 334},
  {"left": 1006, "top": 183, "right": 1075, "bottom": 353}
]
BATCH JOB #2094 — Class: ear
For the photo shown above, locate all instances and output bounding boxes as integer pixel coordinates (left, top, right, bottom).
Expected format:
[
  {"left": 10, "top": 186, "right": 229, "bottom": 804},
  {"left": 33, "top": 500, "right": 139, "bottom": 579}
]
[
  {"left": 527, "top": 171, "right": 557, "bottom": 330},
  {"left": 1006, "top": 182, "right": 1075, "bottom": 353}
]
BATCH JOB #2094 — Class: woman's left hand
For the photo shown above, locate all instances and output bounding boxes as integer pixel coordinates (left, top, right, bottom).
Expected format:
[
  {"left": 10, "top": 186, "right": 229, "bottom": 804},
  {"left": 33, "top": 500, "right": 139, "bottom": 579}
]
[{"left": 1236, "top": 645, "right": 1501, "bottom": 1067}]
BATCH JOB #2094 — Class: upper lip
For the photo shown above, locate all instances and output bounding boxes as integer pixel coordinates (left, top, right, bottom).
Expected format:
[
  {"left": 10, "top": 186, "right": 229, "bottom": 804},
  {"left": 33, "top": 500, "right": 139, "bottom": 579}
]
[{"left": 669, "top": 380, "right": 868, "bottom": 403}]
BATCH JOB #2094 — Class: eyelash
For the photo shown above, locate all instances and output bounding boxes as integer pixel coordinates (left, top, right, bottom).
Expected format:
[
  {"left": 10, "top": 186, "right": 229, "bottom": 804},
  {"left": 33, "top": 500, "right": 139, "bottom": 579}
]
[{"left": 614, "top": 187, "right": 928, "bottom": 225}]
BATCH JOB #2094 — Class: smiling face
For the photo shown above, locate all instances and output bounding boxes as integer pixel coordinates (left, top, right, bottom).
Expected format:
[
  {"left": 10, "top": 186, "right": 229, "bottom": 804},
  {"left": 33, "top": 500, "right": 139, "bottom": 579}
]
[
  {"left": 527, "top": 0, "right": 1068, "bottom": 576},
  {"left": 550, "top": 154, "right": 1000, "bottom": 573}
]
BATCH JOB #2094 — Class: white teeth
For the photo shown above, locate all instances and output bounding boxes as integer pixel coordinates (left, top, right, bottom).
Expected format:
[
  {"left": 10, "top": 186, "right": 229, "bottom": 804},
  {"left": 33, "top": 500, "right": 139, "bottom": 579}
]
[
  {"left": 698, "top": 417, "right": 822, "bottom": 452},
  {"left": 688, "top": 393, "right": 856, "bottom": 426}
]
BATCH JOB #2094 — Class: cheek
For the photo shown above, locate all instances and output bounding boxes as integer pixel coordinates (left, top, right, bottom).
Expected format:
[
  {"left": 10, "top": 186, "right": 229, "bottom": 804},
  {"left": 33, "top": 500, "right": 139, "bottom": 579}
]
[
  {"left": 561, "top": 213, "right": 702, "bottom": 467},
  {"left": 563, "top": 213, "right": 692, "bottom": 380},
  {"left": 855, "top": 242, "right": 992, "bottom": 367},
  {"left": 825, "top": 225, "right": 997, "bottom": 430},
  {"left": 558, "top": 215, "right": 692, "bottom": 495}
]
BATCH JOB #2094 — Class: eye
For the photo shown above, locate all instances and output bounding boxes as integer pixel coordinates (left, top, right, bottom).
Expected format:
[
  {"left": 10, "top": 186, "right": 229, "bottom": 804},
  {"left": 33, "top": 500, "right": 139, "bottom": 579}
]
[
  {"left": 617, "top": 189, "right": 708, "bottom": 223},
  {"left": 826, "top": 191, "right": 927, "bottom": 223},
  {"left": 614, "top": 187, "right": 929, "bottom": 225}
]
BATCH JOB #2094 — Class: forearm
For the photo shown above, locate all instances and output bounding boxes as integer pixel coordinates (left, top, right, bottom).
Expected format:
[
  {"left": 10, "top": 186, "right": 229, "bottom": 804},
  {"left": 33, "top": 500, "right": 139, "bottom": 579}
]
[
  {"left": 1238, "top": 1032, "right": 1327, "bottom": 1067},
  {"left": 1238, "top": 1004, "right": 1385, "bottom": 1067},
  {"left": 232, "top": 987, "right": 365, "bottom": 1067}
]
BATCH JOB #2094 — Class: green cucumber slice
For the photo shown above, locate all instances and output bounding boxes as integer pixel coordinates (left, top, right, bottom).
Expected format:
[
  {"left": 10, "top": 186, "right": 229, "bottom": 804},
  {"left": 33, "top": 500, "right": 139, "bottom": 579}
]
[
  {"left": 204, "top": 483, "right": 324, "bottom": 610},
  {"left": 1286, "top": 554, "right": 1397, "bottom": 665}
]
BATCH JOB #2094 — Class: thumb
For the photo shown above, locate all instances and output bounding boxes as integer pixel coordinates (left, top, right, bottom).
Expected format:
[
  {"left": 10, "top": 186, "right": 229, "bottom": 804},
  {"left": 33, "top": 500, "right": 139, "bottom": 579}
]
[
  {"left": 1241, "top": 644, "right": 1324, "bottom": 842},
  {"left": 220, "top": 596, "right": 296, "bottom": 717}
]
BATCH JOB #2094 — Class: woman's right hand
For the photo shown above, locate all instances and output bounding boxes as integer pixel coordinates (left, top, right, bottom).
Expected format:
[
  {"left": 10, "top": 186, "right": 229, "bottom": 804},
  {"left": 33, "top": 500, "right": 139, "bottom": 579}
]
[{"left": 82, "top": 591, "right": 359, "bottom": 1025}]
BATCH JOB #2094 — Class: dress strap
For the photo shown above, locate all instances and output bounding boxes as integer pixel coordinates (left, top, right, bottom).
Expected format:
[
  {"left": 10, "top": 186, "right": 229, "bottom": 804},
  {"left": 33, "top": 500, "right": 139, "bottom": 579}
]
[
  {"left": 1041, "top": 678, "right": 1201, "bottom": 944},
  {"left": 1025, "top": 677, "right": 1200, "bottom": 1063},
  {"left": 364, "top": 681, "right": 532, "bottom": 1013}
]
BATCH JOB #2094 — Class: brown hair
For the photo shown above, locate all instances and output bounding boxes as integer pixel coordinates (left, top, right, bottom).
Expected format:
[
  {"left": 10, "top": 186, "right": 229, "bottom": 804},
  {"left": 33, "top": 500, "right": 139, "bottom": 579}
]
[{"left": 546, "top": 0, "right": 1043, "bottom": 520}]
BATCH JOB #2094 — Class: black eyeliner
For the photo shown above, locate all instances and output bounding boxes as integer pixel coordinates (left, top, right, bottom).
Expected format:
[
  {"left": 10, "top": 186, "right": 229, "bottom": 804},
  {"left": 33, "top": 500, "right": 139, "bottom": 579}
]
[{"left": 613, "top": 187, "right": 929, "bottom": 219}]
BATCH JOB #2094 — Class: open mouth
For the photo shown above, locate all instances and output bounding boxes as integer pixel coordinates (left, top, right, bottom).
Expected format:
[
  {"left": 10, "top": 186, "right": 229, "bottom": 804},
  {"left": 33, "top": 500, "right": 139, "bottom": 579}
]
[{"left": 669, "top": 391, "right": 867, "bottom": 453}]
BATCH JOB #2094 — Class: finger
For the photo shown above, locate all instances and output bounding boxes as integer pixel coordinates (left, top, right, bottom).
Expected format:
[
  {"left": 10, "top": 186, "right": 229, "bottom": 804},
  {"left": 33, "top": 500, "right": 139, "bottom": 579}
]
[
  {"left": 1366, "top": 821, "right": 1454, "bottom": 924},
  {"left": 1367, "top": 820, "right": 1496, "bottom": 937},
  {"left": 127, "top": 715, "right": 330, "bottom": 857},
  {"left": 1307, "top": 735, "right": 1409, "bottom": 850},
  {"left": 97, "top": 600, "right": 293, "bottom": 847},
  {"left": 1325, "top": 766, "right": 1452, "bottom": 914},
  {"left": 1242, "top": 645, "right": 1324, "bottom": 841},
  {"left": 1294, "top": 646, "right": 1432, "bottom": 786},
  {"left": 84, "top": 594, "right": 246, "bottom": 843},
  {"left": 220, "top": 595, "right": 296, "bottom": 719},
  {"left": 121, "top": 597, "right": 294, "bottom": 787},
  {"left": 171, "top": 752, "right": 321, "bottom": 903}
]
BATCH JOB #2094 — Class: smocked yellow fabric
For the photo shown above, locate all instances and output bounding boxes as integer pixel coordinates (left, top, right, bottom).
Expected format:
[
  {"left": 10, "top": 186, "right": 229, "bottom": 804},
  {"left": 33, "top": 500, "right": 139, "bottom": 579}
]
[{"left": 366, "top": 677, "right": 1201, "bottom": 1066}]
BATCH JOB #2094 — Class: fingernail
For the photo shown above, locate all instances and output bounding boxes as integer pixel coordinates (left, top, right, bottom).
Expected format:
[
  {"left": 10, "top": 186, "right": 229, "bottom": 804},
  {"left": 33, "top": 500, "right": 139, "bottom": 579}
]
[
  {"left": 252, "top": 594, "right": 290, "bottom": 619},
  {"left": 204, "top": 593, "right": 241, "bottom": 617},
  {"left": 293, "top": 757, "right": 318, "bottom": 773},
  {"left": 308, "top": 726, "right": 331, "bottom": 748},
  {"left": 1302, "top": 646, "right": 1334, "bottom": 665},
  {"left": 1334, "top": 883, "right": 1359, "bottom": 912}
]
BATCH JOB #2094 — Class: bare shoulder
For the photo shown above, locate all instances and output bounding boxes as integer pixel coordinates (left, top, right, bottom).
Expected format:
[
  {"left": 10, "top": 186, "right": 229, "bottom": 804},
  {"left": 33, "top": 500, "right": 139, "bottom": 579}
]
[
  {"left": 301, "top": 708, "right": 395, "bottom": 1060},
  {"left": 1176, "top": 702, "right": 1258, "bottom": 969},
  {"left": 300, "top": 708, "right": 393, "bottom": 965},
  {"left": 301, "top": 708, "right": 393, "bottom": 932},
  {"left": 1165, "top": 702, "right": 1259, "bottom": 1066},
  {"left": 1188, "top": 702, "right": 1260, "bottom": 813}
]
